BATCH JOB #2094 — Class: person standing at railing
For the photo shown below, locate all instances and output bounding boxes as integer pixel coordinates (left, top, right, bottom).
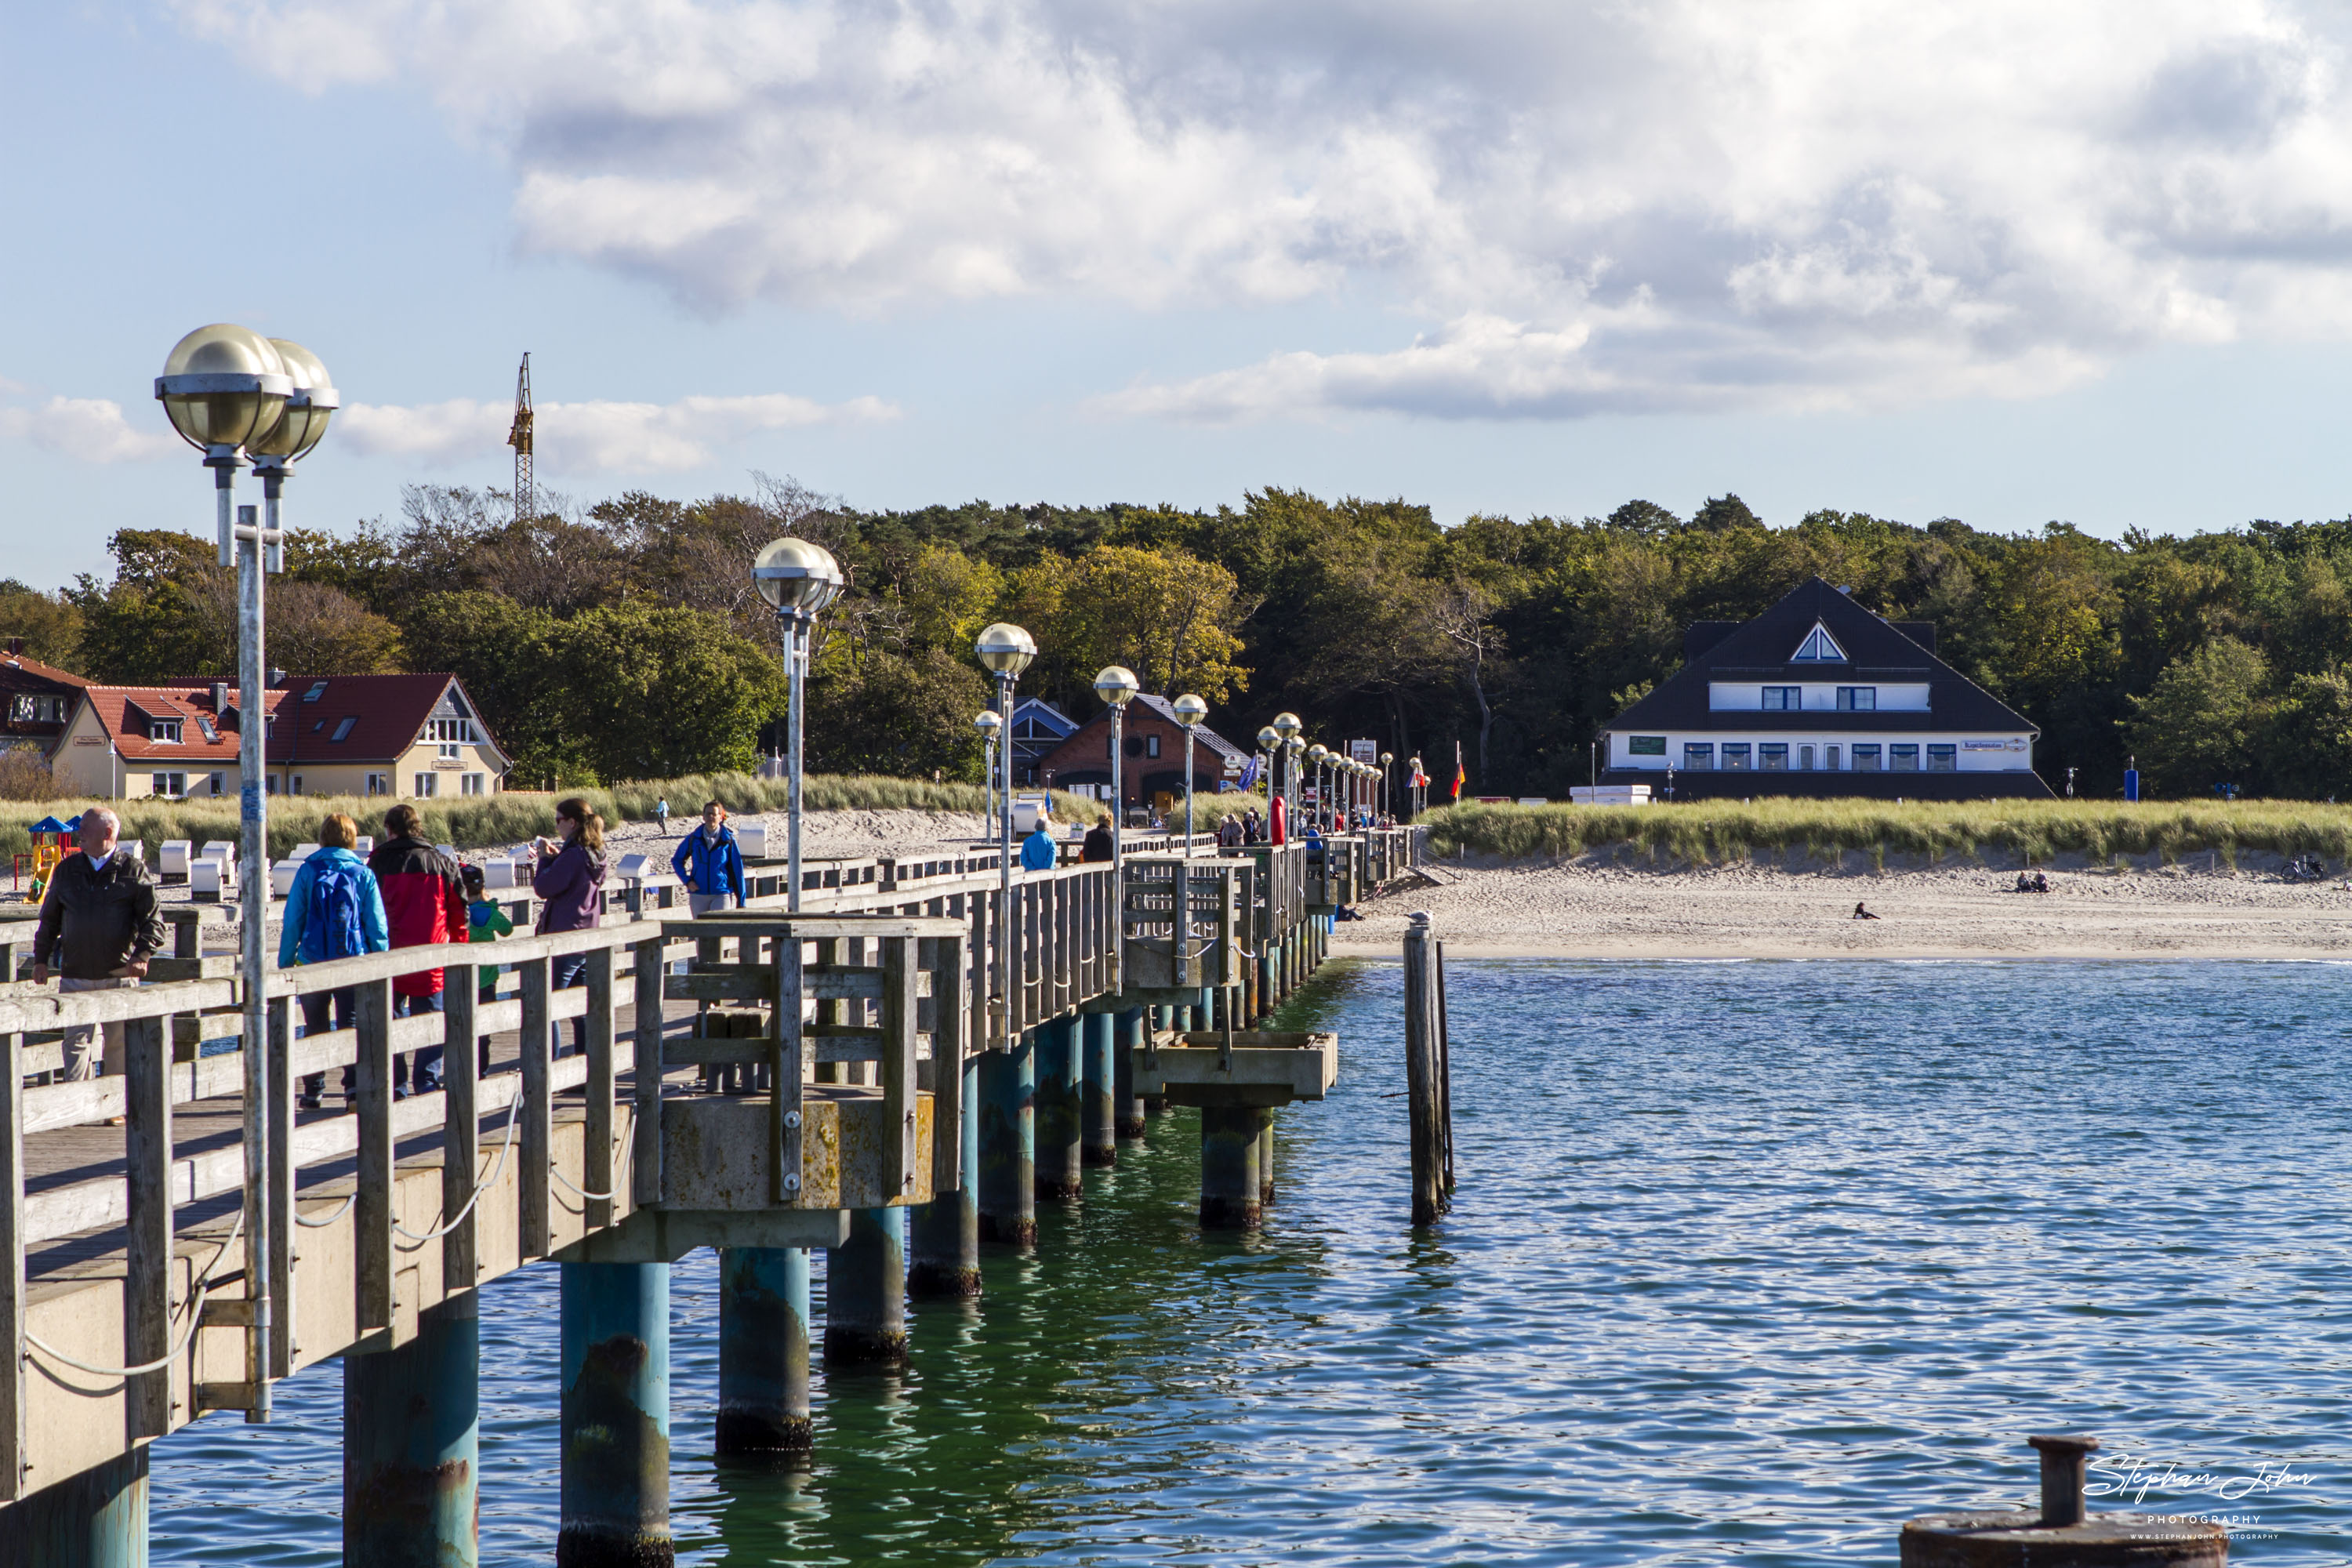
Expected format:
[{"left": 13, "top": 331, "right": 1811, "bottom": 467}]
[
  {"left": 1020, "top": 815, "right": 1058, "bottom": 872},
  {"left": 281, "top": 813, "right": 390, "bottom": 1111},
  {"left": 461, "top": 862, "right": 512, "bottom": 1075},
  {"left": 1078, "top": 817, "right": 1113, "bottom": 864},
  {"left": 370, "top": 804, "right": 470, "bottom": 1098},
  {"left": 670, "top": 800, "right": 746, "bottom": 916},
  {"left": 32, "top": 806, "right": 163, "bottom": 1100},
  {"left": 535, "top": 797, "right": 609, "bottom": 1059}
]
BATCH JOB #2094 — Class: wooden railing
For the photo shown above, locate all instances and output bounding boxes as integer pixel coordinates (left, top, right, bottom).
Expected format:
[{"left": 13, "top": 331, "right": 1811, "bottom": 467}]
[{"left": 0, "top": 826, "right": 1407, "bottom": 1504}]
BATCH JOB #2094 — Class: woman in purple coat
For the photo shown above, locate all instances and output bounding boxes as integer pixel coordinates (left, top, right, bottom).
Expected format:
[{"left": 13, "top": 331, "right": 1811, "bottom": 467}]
[{"left": 532, "top": 796, "right": 608, "bottom": 1057}]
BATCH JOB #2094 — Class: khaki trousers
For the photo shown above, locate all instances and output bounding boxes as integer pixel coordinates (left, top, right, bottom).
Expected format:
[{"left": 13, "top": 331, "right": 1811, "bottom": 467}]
[{"left": 60, "top": 975, "right": 139, "bottom": 1080}]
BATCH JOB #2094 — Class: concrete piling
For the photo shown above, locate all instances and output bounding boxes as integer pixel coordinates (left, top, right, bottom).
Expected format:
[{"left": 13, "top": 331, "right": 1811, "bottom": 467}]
[
  {"left": 558, "top": 1262, "right": 672, "bottom": 1567},
  {"left": 908, "top": 1058, "right": 983, "bottom": 1296},
  {"left": 824, "top": 1208, "right": 909, "bottom": 1365},
  {"left": 1034, "top": 1018, "right": 1083, "bottom": 1200},
  {"left": 1, "top": 1448, "right": 147, "bottom": 1568},
  {"left": 714, "top": 1247, "right": 811, "bottom": 1457},
  {"left": 1254, "top": 1105, "right": 1278, "bottom": 1211},
  {"left": 1115, "top": 1007, "right": 1146, "bottom": 1138},
  {"left": 976, "top": 1034, "right": 1037, "bottom": 1245},
  {"left": 1081, "top": 1010, "right": 1118, "bottom": 1166},
  {"left": 1199, "top": 1105, "right": 1263, "bottom": 1230},
  {"left": 345, "top": 1293, "right": 480, "bottom": 1568}
]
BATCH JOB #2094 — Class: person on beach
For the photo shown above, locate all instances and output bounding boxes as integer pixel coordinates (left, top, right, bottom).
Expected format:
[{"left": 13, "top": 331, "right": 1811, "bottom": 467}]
[
  {"left": 371, "top": 804, "right": 470, "bottom": 1097},
  {"left": 34, "top": 808, "right": 164, "bottom": 1100},
  {"left": 655, "top": 797, "right": 671, "bottom": 837},
  {"left": 533, "top": 797, "right": 608, "bottom": 1058},
  {"left": 1021, "top": 815, "right": 1059, "bottom": 871},
  {"left": 281, "top": 813, "right": 391, "bottom": 1109},
  {"left": 1853, "top": 902, "right": 1880, "bottom": 920},
  {"left": 1079, "top": 818, "right": 1113, "bottom": 863},
  {"left": 462, "top": 863, "right": 511, "bottom": 1075},
  {"left": 671, "top": 800, "right": 747, "bottom": 916}
]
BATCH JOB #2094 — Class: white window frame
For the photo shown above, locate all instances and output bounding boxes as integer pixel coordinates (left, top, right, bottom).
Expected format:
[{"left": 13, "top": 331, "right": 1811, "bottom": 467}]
[
  {"left": 150, "top": 719, "right": 183, "bottom": 743},
  {"left": 1791, "top": 624, "right": 1847, "bottom": 662},
  {"left": 366, "top": 772, "right": 390, "bottom": 796},
  {"left": 151, "top": 771, "right": 185, "bottom": 797},
  {"left": 415, "top": 772, "right": 437, "bottom": 797},
  {"left": 461, "top": 773, "right": 486, "bottom": 796}
]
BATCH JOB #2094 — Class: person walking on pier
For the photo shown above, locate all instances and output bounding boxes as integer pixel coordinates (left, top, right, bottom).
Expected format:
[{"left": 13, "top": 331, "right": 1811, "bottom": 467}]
[
  {"left": 32, "top": 807, "right": 163, "bottom": 1096},
  {"left": 371, "top": 804, "right": 470, "bottom": 1097},
  {"left": 1079, "top": 816, "right": 1113, "bottom": 863},
  {"left": 282, "top": 814, "right": 392, "bottom": 1109},
  {"left": 671, "top": 800, "right": 746, "bottom": 916},
  {"left": 535, "top": 797, "right": 609, "bottom": 1058}
]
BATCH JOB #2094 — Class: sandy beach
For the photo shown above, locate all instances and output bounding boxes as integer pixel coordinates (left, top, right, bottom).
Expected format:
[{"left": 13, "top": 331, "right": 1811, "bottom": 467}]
[{"left": 1338, "top": 851, "right": 2352, "bottom": 961}]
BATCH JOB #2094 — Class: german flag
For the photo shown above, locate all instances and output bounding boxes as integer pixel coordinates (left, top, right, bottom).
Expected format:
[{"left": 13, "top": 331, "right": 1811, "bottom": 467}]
[{"left": 1451, "top": 742, "right": 1466, "bottom": 801}]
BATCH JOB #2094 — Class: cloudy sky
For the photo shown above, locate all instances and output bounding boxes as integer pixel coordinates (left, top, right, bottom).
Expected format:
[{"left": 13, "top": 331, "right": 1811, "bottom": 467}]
[{"left": 9, "top": 0, "right": 2352, "bottom": 581}]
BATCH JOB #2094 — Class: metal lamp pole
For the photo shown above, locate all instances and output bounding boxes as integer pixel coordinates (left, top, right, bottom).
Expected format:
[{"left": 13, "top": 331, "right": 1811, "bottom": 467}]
[
  {"left": 1173, "top": 695, "right": 1207, "bottom": 857},
  {"left": 754, "top": 539, "right": 846, "bottom": 913},
  {"left": 1307, "top": 745, "right": 1328, "bottom": 832},
  {"left": 1379, "top": 751, "right": 1393, "bottom": 822},
  {"left": 157, "top": 323, "right": 329, "bottom": 1423},
  {"left": 1094, "top": 667, "right": 1139, "bottom": 871},
  {"left": 1271, "top": 712, "right": 1301, "bottom": 831},
  {"left": 975, "top": 711, "right": 1002, "bottom": 826},
  {"left": 976, "top": 624, "right": 1037, "bottom": 1049}
]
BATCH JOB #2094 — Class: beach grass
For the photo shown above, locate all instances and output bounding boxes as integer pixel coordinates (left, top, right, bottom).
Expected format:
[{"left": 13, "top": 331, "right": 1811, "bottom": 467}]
[
  {"left": 1417, "top": 798, "right": 2352, "bottom": 868},
  {"left": 0, "top": 773, "right": 1109, "bottom": 866}
]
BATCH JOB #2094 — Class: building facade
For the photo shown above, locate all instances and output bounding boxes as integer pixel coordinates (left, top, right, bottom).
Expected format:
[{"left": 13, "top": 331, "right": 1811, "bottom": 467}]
[
  {"left": 49, "top": 673, "right": 508, "bottom": 801},
  {"left": 1032, "top": 695, "right": 1250, "bottom": 814},
  {"left": 1599, "top": 577, "right": 2053, "bottom": 800}
]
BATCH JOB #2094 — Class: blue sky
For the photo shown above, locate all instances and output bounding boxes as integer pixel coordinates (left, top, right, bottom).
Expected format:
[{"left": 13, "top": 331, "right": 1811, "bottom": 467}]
[{"left": 9, "top": 0, "right": 2352, "bottom": 586}]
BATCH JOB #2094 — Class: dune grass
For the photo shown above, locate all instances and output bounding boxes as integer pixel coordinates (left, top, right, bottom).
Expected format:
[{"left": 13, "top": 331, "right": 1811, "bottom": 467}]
[
  {"left": 0, "top": 773, "right": 1109, "bottom": 865},
  {"left": 1417, "top": 798, "right": 2352, "bottom": 869}
]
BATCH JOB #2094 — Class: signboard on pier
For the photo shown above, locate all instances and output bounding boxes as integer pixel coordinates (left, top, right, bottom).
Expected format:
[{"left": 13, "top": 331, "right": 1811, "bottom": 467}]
[{"left": 1349, "top": 739, "right": 1377, "bottom": 764}]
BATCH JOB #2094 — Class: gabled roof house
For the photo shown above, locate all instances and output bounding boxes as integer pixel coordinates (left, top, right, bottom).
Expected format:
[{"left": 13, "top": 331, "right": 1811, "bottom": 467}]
[
  {"left": 1600, "top": 577, "right": 2053, "bottom": 800},
  {"left": 48, "top": 673, "right": 509, "bottom": 802}
]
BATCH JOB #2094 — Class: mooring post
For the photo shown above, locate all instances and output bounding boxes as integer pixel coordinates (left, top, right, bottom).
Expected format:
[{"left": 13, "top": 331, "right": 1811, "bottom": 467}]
[
  {"left": 1115, "top": 1006, "right": 1146, "bottom": 1138},
  {"left": 1034, "top": 1017, "right": 1083, "bottom": 1200},
  {"left": 976, "top": 1033, "right": 1037, "bottom": 1244},
  {"left": 2, "top": 1448, "right": 147, "bottom": 1568},
  {"left": 345, "top": 1294, "right": 479, "bottom": 1567},
  {"left": 1081, "top": 1010, "right": 1117, "bottom": 1166},
  {"left": 908, "top": 1057, "right": 982, "bottom": 1295},
  {"left": 714, "top": 1247, "right": 811, "bottom": 1457},
  {"left": 1199, "top": 1105, "right": 1262, "bottom": 1230},
  {"left": 1402, "top": 916, "right": 1447, "bottom": 1227},
  {"left": 559, "top": 1261, "right": 672, "bottom": 1567},
  {"left": 826, "top": 1207, "right": 909, "bottom": 1364}
]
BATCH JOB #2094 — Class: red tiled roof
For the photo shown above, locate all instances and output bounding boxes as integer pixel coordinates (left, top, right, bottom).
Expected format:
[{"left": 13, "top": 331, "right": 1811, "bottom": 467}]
[
  {"left": 267, "top": 673, "right": 504, "bottom": 767},
  {"left": 0, "top": 655, "right": 89, "bottom": 690},
  {"left": 80, "top": 684, "right": 287, "bottom": 764}
]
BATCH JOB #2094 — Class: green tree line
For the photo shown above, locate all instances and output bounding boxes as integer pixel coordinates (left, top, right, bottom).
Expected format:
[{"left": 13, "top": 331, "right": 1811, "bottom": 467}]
[{"left": 9, "top": 479, "right": 2350, "bottom": 799}]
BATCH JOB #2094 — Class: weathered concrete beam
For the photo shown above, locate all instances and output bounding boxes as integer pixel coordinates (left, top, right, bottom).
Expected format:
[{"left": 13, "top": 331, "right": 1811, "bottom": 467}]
[
  {"left": 658, "top": 1087, "right": 934, "bottom": 1213},
  {"left": 1133, "top": 1033, "right": 1338, "bottom": 1107}
]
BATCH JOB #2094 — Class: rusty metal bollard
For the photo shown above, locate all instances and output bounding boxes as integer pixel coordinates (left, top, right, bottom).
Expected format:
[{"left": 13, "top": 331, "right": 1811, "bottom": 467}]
[{"left": 1900, "top": 1435, "right": 2227, "bottom": 1566}]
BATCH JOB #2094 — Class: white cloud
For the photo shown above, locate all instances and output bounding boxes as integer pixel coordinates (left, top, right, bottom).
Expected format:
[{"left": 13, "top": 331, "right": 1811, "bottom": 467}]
[
  {"left": 0, "top": 397, "right": 182, "bottom": 462},
  {"left": 338, "top": 391, "right": 896, "bottom": 471},
  {"left": 172, "top": 0, "right": 2352, "bottom": 418}
]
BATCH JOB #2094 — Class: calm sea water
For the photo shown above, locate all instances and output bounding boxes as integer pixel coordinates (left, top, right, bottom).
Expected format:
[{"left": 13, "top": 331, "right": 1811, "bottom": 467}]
[{"left": 147, "top": 960, "right": 2352, "bottom": 1565}]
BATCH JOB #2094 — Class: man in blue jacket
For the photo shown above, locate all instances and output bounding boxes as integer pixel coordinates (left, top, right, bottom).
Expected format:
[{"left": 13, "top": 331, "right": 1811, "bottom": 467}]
[
  {"left": 672, "top": 800, "right": 748, "bottom": 916},
  {"left": 1019, "top": 815, "right": 1059, "bottom": 872}
]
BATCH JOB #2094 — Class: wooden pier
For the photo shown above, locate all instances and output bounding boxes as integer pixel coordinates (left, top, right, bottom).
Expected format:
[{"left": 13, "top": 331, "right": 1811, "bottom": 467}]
[{"left": 0, "top": 826, "right": 1410, "bottom": 1565}]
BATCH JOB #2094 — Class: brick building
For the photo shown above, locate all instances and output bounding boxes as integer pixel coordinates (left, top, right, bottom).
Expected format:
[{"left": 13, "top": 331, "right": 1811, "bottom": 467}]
[{"left": 1032, "top": 695, "right": 1251, "bottom": 814}]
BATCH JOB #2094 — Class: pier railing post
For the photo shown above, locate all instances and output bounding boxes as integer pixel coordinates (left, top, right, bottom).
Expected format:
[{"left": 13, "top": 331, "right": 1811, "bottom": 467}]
[
  {"left": 631, "top": 935, "right": 666, "bottom": 1210},
  {"left": 265, "top": 996, "right": 296, "bottom": 1378},
  {"left": 122, "top": 1010, "right": 172, "bottom": 1440},
  {"left": 520, "top": 956, "right": 552, "bottom": 1260},
  {"left": 354, "top": 976, "right": 396, "bottom": 1339}
]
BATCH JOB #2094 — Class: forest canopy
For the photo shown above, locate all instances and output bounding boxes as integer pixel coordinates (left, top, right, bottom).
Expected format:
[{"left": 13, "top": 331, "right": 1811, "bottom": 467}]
[{"left": 16, "top": 478, "right": 2352, "bottom": 800}]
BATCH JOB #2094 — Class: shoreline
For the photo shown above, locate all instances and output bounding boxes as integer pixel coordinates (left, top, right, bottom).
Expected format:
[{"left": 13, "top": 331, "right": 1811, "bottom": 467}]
[{"left": 1335, "top": 855, "right": 2352, "bottom": 962}]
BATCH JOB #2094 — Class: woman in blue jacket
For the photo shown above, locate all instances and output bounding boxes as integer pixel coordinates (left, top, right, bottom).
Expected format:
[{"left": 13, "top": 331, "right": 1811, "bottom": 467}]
[
  {"left": 278, "top": 813, "right": 391, "bottom": 1109},
  {"left": 671, "top": 800, "right": 747, "bottom": 916}
]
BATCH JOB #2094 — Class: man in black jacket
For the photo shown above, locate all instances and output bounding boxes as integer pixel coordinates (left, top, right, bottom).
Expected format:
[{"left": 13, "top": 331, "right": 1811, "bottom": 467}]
[{"left": 33, "top": 807, "right": 163, "bottom": 1083}]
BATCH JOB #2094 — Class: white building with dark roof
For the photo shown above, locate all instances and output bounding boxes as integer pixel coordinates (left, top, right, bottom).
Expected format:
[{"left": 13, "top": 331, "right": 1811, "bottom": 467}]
[{"left": 1600, "top": 577, "right": 2052, "bottom": 800}]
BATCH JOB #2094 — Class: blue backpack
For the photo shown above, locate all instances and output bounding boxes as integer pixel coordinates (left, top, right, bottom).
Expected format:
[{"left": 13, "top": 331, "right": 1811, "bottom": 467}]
[{"left": 303, "top": 858, "right": 366, "bottom": 964}]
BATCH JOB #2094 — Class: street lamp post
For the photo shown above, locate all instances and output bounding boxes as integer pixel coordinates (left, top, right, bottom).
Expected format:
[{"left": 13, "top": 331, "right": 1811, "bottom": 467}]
[
  {"left": 974, "top": 710, "right": 1002, "bottom": 825},
  {"left": 1306, "top": 744, "right": 1329, "bottom": 832},
  {"left": 1172, "top": 695, "right": 1207, "bottom": 856},
  {"left": 1094, "top": 668, "right": 1140, "bottom": 871},
  {"left": 156, "top": 322, "right": 330, "bottom": 1425},
  {"left": 753, "top": 539, "right": 845, "bottom": 914},
  {"left": 1379, "top": 751, "right": 1393, "bottom": 822},
  {"left": 1256, "top": 727, "right": 1279, "bottom": 822},
  {"left": 1271, "top": 712, "right": 1302, "bottom": 826},
  {"left": 975, "top": 623, "right": 1037, "bottom": 1050},
  {"left": 1409, "top": 754, "right": 1425, "bottom": 818}
]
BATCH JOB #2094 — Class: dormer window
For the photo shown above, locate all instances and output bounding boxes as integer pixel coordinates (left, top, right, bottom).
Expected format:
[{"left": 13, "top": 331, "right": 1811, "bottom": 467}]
[
  {"left": 150, "top": 718, "right": 183, "bottom": 743},
  {"left": 1791, "top": 624, "right": 1846, "bottom": 662}
]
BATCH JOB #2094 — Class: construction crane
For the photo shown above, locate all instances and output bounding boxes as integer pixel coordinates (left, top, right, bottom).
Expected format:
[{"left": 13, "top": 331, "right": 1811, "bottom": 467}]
[{"left": 506, "top": 352, "right": 533, "bottom": 524}]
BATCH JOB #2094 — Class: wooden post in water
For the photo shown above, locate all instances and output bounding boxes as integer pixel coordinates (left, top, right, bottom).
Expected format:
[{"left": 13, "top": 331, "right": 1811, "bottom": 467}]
[{"left": 1402, "top": 915, "right": 1450, "bottom": 1227}]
